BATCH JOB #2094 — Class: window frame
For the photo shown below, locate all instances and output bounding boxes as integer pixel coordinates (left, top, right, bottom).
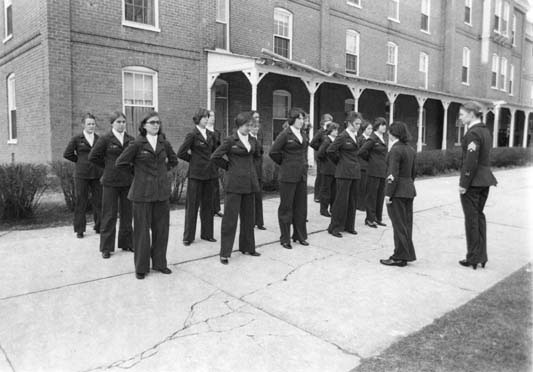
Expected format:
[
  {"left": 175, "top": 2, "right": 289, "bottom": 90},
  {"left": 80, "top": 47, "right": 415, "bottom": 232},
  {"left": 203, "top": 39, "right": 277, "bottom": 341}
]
[
  {"left": 6, "top": 73, "right": 16, "bottom": 144},
  {"left": 464, "top": 0, "right": 472, "bottom": 26},
  {"left": 508, "top": 64, "right": 514, "bottom": 96},
  {"left": 502, "top": 2, "right": 509, "bottom": 36},
  {"left": 500, "top": 56, "right": 507, "bottom": 92},
  {"left": 215, "top": 0, "right": 230, "bottom": 50},
  {"left": 462, "top": 47, "right": 470, "bottom": 85},
  {"left": 122, "top": 0, "right": 160, "bottom": 33},
  {"left": 345, "top": 29, "right": 360, "bottom": 76},
  {"left": 272, "top": 89, "right": 292, "bottom": 141},
  {"left": 273, "top": 8, "right": 293, "bottom": 59},
  {"left": 3, "top": 0, "right": 12, "bottom": 42},
  {"left": 494, "top": 0, "right": 502, "bottom": 33},
  {"left": 491, "top": 54, "right": 499, "bottom": 89},
  {"left": 511, "top": 14, "right": 516, "bottom": 46},
  {"left": 386, "top": 42, "right": 398, "bottom": 83},
  {"left": 419, "top": 52, "right": 429, "bottom": 89},
  {"left": 420, "top": 0, "right": 430, "bottom": 33},
  {"left": 122, "top": 66, "right": 159, "bottom": 133},
  {"left": 388, "top": 0, "right": 400, "bottom": 22},
  {"left": 347, "top": 0, "right": 361, "bottom": 8}
]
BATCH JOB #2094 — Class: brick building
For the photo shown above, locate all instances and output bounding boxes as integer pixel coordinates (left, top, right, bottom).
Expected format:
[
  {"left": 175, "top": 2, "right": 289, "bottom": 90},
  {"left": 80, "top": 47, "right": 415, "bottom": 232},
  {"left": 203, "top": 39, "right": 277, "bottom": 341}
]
[{"left": 1, "top": 0, "right": 532, "bottom": 164}]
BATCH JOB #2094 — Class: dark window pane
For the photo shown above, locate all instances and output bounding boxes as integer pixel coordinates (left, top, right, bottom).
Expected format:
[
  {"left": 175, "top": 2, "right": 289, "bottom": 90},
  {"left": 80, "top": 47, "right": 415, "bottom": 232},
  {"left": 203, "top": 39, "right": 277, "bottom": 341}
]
[
  {"left": 421, "top": 14, "right": 428, "bottom": 31},
  {"left": 125, "top": 106, "right": 153, "bottom": 135},
  {"left": 462, "top": 67, "right": 468, "bottom": 83},
  {"left": 274, "top": 36, "right": 290, "bottom": 58},
  {"left": 10, "top": 110, "right": 16, "bottom": 139},
  {"left": 346, "top": 54, "right": 358, "bottom": 74},
  {"left": 464, "top": 7, "right": 471, "bottom": 23},
  {"left": 273, "top": 119, "right": 286, "bottom": 141},
  {"left": 125, "top": 3, "right": 133, "bottom": 21},
  {"left": 491, "top": 72, "right": 497, "bottom": 87},
  {"left": 387, "top": 65, "right": 395, "bottom": 81},
  {"left": 216, "top": 22, "right": 227, "bottom": 49},
  {"left": 6, "top": 5, "right": 12, "bottom": 36}
]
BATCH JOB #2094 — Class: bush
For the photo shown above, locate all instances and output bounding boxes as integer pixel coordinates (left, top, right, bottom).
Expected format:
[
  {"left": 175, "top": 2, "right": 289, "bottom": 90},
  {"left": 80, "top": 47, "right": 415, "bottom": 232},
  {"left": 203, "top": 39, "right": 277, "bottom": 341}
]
[
  {"left": 490, "top": 147, "right": 533, "bottom": 168},
  {"left": 169, "top": 162, "right": 189, "bottom": 204},
  {"left": 50, "top": 160, "right": 77, "bottom": 211},
  {"left": 0, "top": 163, "right": 49, "bottom": 220}
]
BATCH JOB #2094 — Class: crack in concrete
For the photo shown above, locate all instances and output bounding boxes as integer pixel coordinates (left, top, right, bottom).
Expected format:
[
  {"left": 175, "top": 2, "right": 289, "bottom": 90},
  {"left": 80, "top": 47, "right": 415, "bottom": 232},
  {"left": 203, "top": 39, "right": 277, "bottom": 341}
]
[
  {"left": 0, "top": 230, "right": 13, "bottom": 239},
  {"left": 0, "top": 343, "right": 15, "bottom": 372}
]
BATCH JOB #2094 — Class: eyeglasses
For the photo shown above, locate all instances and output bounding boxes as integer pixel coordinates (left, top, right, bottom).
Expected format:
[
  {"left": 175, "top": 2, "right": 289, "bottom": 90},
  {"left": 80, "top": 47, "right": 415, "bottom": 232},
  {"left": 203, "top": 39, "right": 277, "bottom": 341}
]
[{"left": 146, "top": 120, "right": 161, "bottom": 125}]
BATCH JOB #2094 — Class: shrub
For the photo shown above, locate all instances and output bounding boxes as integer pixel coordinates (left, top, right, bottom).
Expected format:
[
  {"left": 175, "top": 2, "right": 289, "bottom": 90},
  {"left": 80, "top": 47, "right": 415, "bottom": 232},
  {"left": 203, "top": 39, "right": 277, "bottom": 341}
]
[
  {"left": 0, "top": 163, "right": 49, "bottom": 220},
  {"left": 50, "top": 160, "right": 77, "bottom": 211},
  {"left": 169, "top": 162, "right": 189, "bottom": 204},
  {"left": 490, "top": 147, "right": 533, "bottom": 168}
]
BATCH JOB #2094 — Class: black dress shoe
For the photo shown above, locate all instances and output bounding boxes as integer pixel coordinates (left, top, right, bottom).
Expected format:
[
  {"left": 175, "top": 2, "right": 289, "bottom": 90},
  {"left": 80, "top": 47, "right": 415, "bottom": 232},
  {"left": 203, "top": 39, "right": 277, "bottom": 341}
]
[
  {"left": 345, "top": 230, "right": 358, "bottom": 235},
  {"left": 183, "top": 240, "right": 191, "bottom": 246},
  {"left": 376, "top": 221, "right": 387, "bottom": 227},
  {"left": 215, "top": 211, "right": 224, "bottom": 217},
  {"left": 256, "top": 225, "right": 266, "bottom": 230},
  {"left": 380, "top": 258, "right": 407, "bottom": 267},
  {"left": 243, "top": 251, "right": 261, "bottom": 256},
  {"left": 329, "top": 231, "right": 343, "bottom": 238},
  {"left": 121, "top": 247, "right": 134, "bottom": 252},
  {"left": 76, "top": 232, "right": 84, "bottom": 239},
  {"left": 202, "top": 237, "right": 217, "bottom": 242},
  {"left": 102, "top": 252, "right": 110, "bottom": 259},
  {"left": 320, "top": 211, "right": 332, "bottom": 217},
  {"left": 365, "top": 220, "right": 378, "bottom": 228},
  {"left": 292, "top": 239, "right": 309, "bottom": 246},
  {"left": 154, "top": 267, "right": 172, "bottom": 274},
  {"left": 459, "top": 259, "right": 480, "bottom": 270},
  {"left": 94, "top": 228, "right": 100, "bottom": 234},
  {"left": 220, "top": 257, "right": 229, "bottom": 265},
  {"left": 281, "top": 242, "right": 292, "bottom": 249},
  {"left": 135, "top": 273, "right": 145, "bottom": 279}
]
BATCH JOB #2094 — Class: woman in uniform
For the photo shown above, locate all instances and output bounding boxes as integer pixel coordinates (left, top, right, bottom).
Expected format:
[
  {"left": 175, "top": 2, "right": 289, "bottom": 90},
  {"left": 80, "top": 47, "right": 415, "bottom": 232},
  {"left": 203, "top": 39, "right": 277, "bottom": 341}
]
[
  {"left": 357, "top": 121, "right": 373, "bottom": 212},
  {"left": 317, "top": 122, "right": 339, "bottom": 217}
]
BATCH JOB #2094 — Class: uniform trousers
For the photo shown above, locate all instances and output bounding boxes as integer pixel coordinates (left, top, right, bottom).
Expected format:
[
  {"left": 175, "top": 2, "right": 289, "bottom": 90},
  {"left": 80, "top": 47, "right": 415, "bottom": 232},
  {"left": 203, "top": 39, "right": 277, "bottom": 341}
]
[
  {"left": 278, "top": 180, "right": 308, "bottom": 244},
  {"left": 314, "top": 172, "right": 323, "bottom": 201},
  {"left": 100, "top": 186, "right": 133, "bottom": 252},
  {"left": 183, "top": 178, "right": 214, "bottom": 241},
  {"left": 319, "top": 174, "right": 336, "bottom": 213},
  {"left": 220, "top": 193, "right": 256, "bottom": 258},
  {"left": 132, "top": 200, "right": 169, "bottom": 274},
  {"left": 365, "top": 176, "right": 385, "bottom": 223},
  {"left": 386, "top": 197, "right": 416, "bottom": 261},
  {"left": 460, "top": 187, "right": 489, "bottom": 264},
  {"left": 329, "top": 178, "right": 358, "bottom": 234},
  {"left": 357, "top": 169, "right": 368, "bottom": 211},
  {"left": 254, "top": 184, "right": 264, "bottom": 227},
  {"left": 74, "top": 177, "right": 102, "bottom": 233},
  {"left": 213, "top": 176, "right": 222, "bottom": 213}
]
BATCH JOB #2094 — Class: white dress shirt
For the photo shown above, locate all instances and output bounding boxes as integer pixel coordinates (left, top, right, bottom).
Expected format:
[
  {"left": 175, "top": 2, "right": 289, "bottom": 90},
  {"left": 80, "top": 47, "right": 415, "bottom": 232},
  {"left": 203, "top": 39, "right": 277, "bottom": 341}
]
[
  {"left": 112, "top": 128, "right": 124, "bottom": 146},
  {"left": 347, "top": 129, "right": 357, "bottom": 143},
  {"left": 289, "top": 125, "right": 303, "bottom": 143},
  {"left": 146, "top": 133, "right": 158, "bottom": 152},
  {"left": 83, "top": 131, "right": 95, "bottom": 147},
  {"left": 375, "top": 131, "right": 385, "bottom": 144},
  {"left": 237, "top": 131, "right": 251, "bottom": 152},
  {"left": 197, "top": 126, "right": 208, "bottom": 141},
  {"left": 467, "top": 119, "right": 482, "bottom": 130}
]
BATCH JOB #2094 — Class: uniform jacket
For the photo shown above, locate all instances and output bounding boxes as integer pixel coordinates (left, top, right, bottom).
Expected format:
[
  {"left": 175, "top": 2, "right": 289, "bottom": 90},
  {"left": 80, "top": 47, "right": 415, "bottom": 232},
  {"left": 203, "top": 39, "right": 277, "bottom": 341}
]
[
  {"left": 326, "top": 130, "right": 361, "bottom": 179},
  {"left": 310, "top": 127, "right": 326, "bottom": 151},
  {"left": 63, "top": 133, "right": 103, "bottom": 179},
  {"left": 251, "top": 129, "right": 264, "bottom": 181},
  {"left": 357, "top": 134, "right": 370, "bottom": 171},
  {"left": 385, "top": 141, "right": 417, "bottom": 198},
  {"left": 358, "top": 132, "right": 388, "bottom": 178},
  {"left": 269, "top": 127, "right": 308, "bottom": 183},
  {"left": 211, "top": 133, "right": 260, "bottom": 194},
  {"left": 317, "top": 135, "right": 336, "bottom": 175},
  {"left": 88, "top": 131, "right": 135, "bottom": 187},
  {"left": 460, "top": 122, "right": 498, "bottom": 189},
  {"left": 177, "top": 127, "right": 218, "bottom": 180},
  {"left": 115, "top": 135, "right": 178, "bottom": 202}
]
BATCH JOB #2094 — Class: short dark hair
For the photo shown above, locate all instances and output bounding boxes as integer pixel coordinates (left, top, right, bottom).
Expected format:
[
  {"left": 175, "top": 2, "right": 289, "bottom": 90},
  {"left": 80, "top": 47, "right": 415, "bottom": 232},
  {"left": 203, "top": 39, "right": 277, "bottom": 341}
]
[
  {"left": 109, "top": 111, "right": 126, "bottom": 124},
  {"left": 359, "top": 120, "right": 373, "bottom": 135},
  {"left": 389, "top": 121, "right": 411, "bottom": 143},
  {"left": 345, "top": 111, "right": 363, "bottom": 125},
  {"left": 234, "top": 111, "right": 253, "bottom": 129},
  {"left": 287, "top": 107, "right": 306, "bottom": 126},
  {"left": 373, "top": 117, "right": 388, "bottom": 131},
  {"left": 138, "top": 110, "right": 162, "bottom": 136},
  {"left": 461, "top": 101, "right": 483, "bottom": 118},
  {"left": 193, "top": 108, "right": 210, "bottom": 125},
  {"left": 320, "top": 113, "right": 333, "bottom": 126},
  {"left": 325, "top": 122, "right": 340, "bottom": 135},
  {"left": 81, "top": 113, "right": 96, "bottom": 124}
]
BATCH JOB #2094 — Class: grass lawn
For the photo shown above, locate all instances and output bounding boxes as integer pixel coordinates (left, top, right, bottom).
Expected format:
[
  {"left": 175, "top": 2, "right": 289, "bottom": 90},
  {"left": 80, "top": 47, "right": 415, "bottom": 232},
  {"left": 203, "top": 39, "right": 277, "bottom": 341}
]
[{"left": 353, "top": 264, "right": 532, "bottom": 372}]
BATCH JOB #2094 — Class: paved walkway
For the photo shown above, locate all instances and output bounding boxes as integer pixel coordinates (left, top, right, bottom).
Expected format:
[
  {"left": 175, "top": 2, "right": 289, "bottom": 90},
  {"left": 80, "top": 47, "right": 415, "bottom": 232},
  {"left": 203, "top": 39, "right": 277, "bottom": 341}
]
[{"left": 0, "top": 168, "right": 531, "bottom": 372}]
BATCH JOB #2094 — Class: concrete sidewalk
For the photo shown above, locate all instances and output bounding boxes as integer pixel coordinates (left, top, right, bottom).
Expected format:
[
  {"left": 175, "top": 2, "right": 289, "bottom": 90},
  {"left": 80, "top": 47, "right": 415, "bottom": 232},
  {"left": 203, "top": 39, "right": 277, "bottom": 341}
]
[{"left": 0, "top": 168, "right": 531, "bottom": 372}]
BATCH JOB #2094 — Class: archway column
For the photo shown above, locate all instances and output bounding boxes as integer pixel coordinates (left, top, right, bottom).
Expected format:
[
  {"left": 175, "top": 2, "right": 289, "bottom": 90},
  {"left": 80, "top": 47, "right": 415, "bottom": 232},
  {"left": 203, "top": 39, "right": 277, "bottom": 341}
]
[
  {"left": 416, "top": 95, "right": 428, "bottom": 152},
  {"left": 301, "top": 78, "right": 323, "bottom": 166},
  {"left": 441, "top": 100, "right": 450, "bottom": 150},
  {"left": 508, "top": 108, "right": 516, "bottom": 147}
]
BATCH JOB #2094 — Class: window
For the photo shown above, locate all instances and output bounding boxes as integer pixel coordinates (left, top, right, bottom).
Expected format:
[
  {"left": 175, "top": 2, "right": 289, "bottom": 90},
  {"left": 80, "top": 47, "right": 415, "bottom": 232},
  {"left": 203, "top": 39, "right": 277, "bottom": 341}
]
[
  {"left": 388, "top": 0, "right": 399, "bottom": 21},
  {"left": 123, "top": 0, "right": 159, "bottom": 31},
  {"left": 462, "top": 47, "right": 470, "bottom": 85},
  {"left": 464, "top": 0, "right": 472, "bottom": 25},
  {"left": 216, "top": 0, "right": 229, "bottom": 50},
  {"left": 500, "top": 57, "right": 507, "bottom": 91},
  {"left": 4, "top": 0, "right": 12, "bottom": 41},
  {"left": 345, "top": 30, "right": 360, "bottom": 75},
  {"left": 272, "top": 90, "right": 291, "bottom": 140},
  {"left": 347, "top": 0, "right": 361, "bottom": 7},
  {"left": 214, "top": 79, "right": 229, "bottom": 136},
  {"left": 491, "top": 54, "right": 499, "bottom": 88},
  {"left": 386, "top": 42, "right": 398, "bottom": 82},
  {"left": 419, "top": 52, "right": 428, "bottom": 89},
  {"left": 122, "top": 67, "right": 158, "bottom": 134},
  {"left": 344, "top": 98, "right": 355, "bottom": 113},
  {"left": 511, "top": 15, "right": 516, "bottom": 45},
  {"left": 456, "top": 118, "right": 464, "bottom": 145},
  {"left": 502, "top": 2, "right": 509, "bottom": 36},
  {"left": 494, "top": 0, "right": 501, "bottom": 33},
  {"left": 6, "top": 74, "right": 16, "bottom": 143},
  {"left": 421, "top": 0, "right": 430, "bottom": 32},
  {"left": 509, "top": 64, "right": 514, "bottom": 95},
  {"left": 273, "top": 8, "right": 292, "bottom": 59}
]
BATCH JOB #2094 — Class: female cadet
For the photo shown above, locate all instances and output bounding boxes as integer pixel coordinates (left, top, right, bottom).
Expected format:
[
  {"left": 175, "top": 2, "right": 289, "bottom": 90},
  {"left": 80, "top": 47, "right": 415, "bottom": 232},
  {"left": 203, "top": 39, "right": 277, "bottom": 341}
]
[
  {"left": 357, "top": 121, "right": 373, "bottom": 212},
  {"left": 380, "top": 122, "right": 417, "bottom": 267},
  {"left": 211, "top": 112, "right": 261, "bottom": 265},
  {"left": 89, "top": 111, "right": 134, "bottom": 258},
  {"left": 269, "top": 107, "right": 309, "bottom": 249},
  {"left": 177, "top": 108, "right": 218, "bottom": 246},
  {"left": 115, "top": 111, "right": 178, "bottom": 279},
  {"left": 326, "top": 111, "right": 362, "bottom": 238},
  {"left": 317, "top": 122, "right": 339, "bottom": 217},
  {"left": 207, "top": 110, "right": 223, "bottom": 218},
  {"left": 63, "top": 113, "right": 102, "bottom": 238},
  {"left": 250, "top": 111, "right": 266, "bottom": 230},
  {"left": 359, "top": 117, "right": 388, "bottom": 228}
]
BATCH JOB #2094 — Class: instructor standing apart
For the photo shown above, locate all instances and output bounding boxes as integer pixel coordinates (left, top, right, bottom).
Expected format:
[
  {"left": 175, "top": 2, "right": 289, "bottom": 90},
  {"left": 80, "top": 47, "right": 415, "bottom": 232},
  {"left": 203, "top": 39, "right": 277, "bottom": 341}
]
[
  {"left": 458, "top": 101, "right": 497, "bottom": 270},
  {"left": 269, "top": 108, "right": 309, "bottom": 249}
]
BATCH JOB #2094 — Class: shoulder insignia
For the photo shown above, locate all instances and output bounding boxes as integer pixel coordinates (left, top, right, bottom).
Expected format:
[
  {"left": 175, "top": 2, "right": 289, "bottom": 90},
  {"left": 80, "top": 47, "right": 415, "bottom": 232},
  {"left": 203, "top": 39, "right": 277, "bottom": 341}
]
[{"left": 467, "top": 141, "right": 477, "bottom": 152}]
